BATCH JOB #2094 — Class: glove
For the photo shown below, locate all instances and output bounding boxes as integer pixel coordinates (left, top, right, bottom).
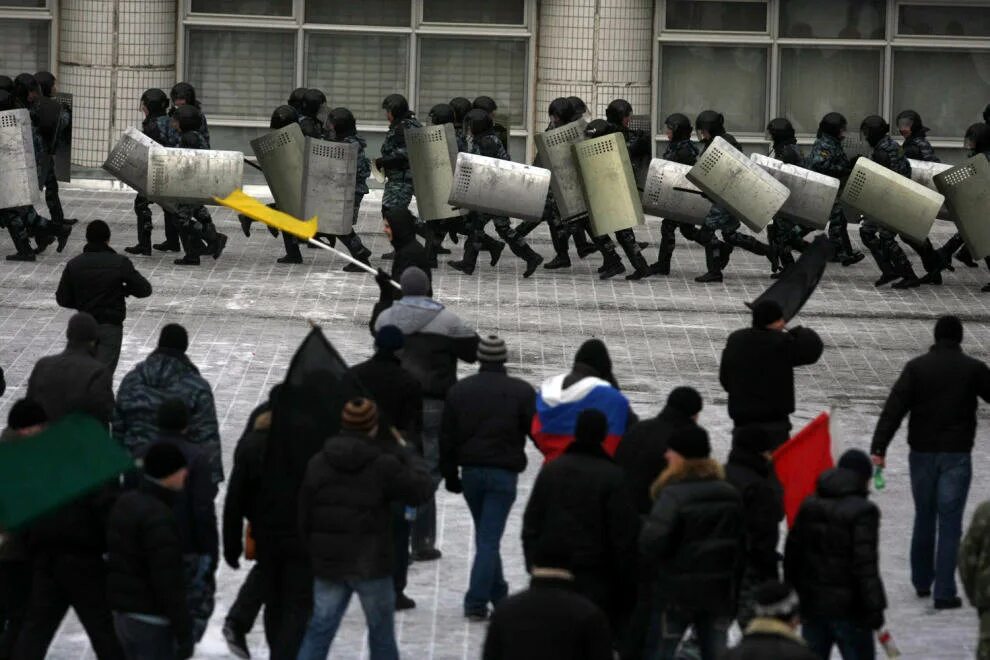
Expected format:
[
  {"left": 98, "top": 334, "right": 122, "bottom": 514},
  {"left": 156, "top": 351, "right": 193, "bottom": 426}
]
[
  {"left": 445, "top": 473, "right": 463, "bottom": 494},
  {"left": 374, "top": 158, "right": 384, "bottom": 171},
  {"left": 375, "top": 267, "right": 392, "bottom": 292},
  {"left": 224, "top": 547, "right": 241, "bottom": 570}
]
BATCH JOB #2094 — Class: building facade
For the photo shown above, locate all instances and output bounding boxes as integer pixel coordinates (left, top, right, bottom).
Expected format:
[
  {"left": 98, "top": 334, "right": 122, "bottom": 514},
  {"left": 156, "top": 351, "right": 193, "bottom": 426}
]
[{"left": 3, "top": 0, "right": 989, "bottom": 170}]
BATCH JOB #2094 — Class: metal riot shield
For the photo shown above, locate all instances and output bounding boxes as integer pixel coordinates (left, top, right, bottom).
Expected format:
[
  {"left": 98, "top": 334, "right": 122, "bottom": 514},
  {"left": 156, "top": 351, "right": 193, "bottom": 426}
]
[
  {"left": 0, "top": 109, "right": 41, "bottom": 208},
  {"left": 750, "top": 153, "right": 839, "bottom": 230},
  {"left": 627, "top": 115, "right": 651, "bottom": 134},
  {"left": 641, "top": 158, "right": 711, "bottom": 225},
  {"left": 686, "top": 136, "right": 789, "bottom": 233},
  {"left": 448, "top": 153, "right": 550, "bottom": 222},
  {"left": 406, "top": 124, "right": 464, "bottom": 222},
  {"left": 534, "top": 118, "right": 587, "bottom": 221},
  {"left": 103, "top": 128, "right": 157, "bottom": 194},
  {"left": 573, "top": 132, "right": 645, "bottom": 237},
  {"left": 302, "top": 137, "right": 357, "bottom": 236},
  {"left": 934, "top": 155, "right": 990, "bottom": 259},
  {"left": 53, "top": 92, "right": 72, "bottom": 182},
  {"left": 147, "top": 148, "right": 244, "bottom": 205},
  {"left": 840, "top": 156, "right": 942, "bottom": 243},
  {"left": 250, "top": 123, "right": 306, "bottom": 218},
  {"left": 909, "top": 158, "right": 954, "bottom": 220}
]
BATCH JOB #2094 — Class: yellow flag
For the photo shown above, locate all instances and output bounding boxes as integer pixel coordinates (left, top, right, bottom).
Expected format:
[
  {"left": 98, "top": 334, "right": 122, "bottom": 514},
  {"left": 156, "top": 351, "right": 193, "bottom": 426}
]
[{"left": 214, "top": 190, "right": 318, "bottom": 240}]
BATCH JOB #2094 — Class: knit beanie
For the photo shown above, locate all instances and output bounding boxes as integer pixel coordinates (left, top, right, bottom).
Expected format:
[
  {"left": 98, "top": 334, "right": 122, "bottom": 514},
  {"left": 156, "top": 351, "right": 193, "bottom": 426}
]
[
  {"left": 667, "top": 425, "right": 711, "bottom": 459},
  {"left": 375, "top": 325, "right": 405, "bottom": 353},
  {"left": 573, "top": 408, "right": 608, "bottom": 448},
  {"left": 156, "top": 398, "right": 190, "bottom": 433},
  {"left": 143, "top": 442, "right": 187, "bottom": 479},
  {"left": 158, "top": 323, "right": 189, "bottom": 353},
  {"left": 8, "top": 399, "right": 46, "bottom": 430},
  {"left": 66, "top": 312, "right": 99, "bottom": 344},
  {"left": 341, "top": 397, "right": 378, "bottom": 433},
  {"left": 400, "top": 267, "right": 430, "bottom": 297},
  {"left": 752, "top": 299, "right": 784, "bottom": 328},
  {"left": 934, "top": 315, "right": 963, "bottom": 344},
  {"left": 85, "top": 220, "right": 111, "bottom": 243},
  {"left": 733, "top": 426, "right": 775, "bottom": 454},
  {"left": 666, "top": 386, "right": 702, "bottom": 417},
  {"left": 753, "top": 581, "right": 800, "bottom": 620},
  {"left": 838, "top": 448, "right": 873, "bottom": 482},
  {"left": 477, "top": 335, "right": 508, "bottom": 363}
]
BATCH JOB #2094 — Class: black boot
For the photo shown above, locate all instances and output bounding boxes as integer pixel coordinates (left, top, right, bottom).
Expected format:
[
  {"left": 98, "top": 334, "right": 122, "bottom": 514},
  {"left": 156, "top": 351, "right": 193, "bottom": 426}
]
[
  {"left": 515, "top": 244, "right": 544, "bottom": 278},
  {"left": 625, "top": 252, "right": 652, "bottom": 280},
  {"left": 450, "top": 237, "right": 481, "bottom": 275},
  {"left": 544, "top": 254, "right": 571, "bottom": 269},
  {"left": 957, "top": 245, "right": 978, "bottom": 268},
  {"left": 342, "top": 245, "right": 372, "bottom": 273},
  {"left": 125, "top": 233, "right": 152, "bottom": 256},
  {"left": 598, "top": 244, "right": 625, "bottom": 280},
  {"left": 479, "top": 233, "right": 505, "bottom": 266},
  {"left": 154, "top": 240, "right": 181, "bottom": 252},
  {"left": 650, "top": 239, "right": 675, "bottom": 276},
  {"left": 574, "top": 226, "right": 598, "bottom": 258},
  {"left": 695, "top": 243, "right": 724, "bottom": 283},
  {"left": 7, "top": 235, "right": 36, "bottom": 261},
  {"left": 238, "top": 214, "right": 252, "bottom": 237}
]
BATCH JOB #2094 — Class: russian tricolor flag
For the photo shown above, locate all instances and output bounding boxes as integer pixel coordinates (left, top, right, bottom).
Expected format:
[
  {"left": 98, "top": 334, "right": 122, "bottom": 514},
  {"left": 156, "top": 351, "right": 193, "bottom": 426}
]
[{"left": 532, "top": 374, "right": 631, "bottom": 462}]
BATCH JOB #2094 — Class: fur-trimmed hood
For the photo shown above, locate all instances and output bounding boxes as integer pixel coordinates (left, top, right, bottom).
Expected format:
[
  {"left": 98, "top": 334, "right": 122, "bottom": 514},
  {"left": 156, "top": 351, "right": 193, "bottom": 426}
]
[
  {"left": 650, "top": 457, "right": 724, "bottom": 500},
  {"left": 744, "top": 617, "right": 807, "bottom": 645}
]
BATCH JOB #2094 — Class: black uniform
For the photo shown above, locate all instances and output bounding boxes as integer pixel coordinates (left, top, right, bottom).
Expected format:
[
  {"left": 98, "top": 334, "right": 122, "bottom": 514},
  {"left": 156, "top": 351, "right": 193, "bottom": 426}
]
[
  {"left": 766, "top": 119, "right": 813, "bottom": 274},
  {"left": 653, "top": 113, "right": 702, "bottom": 276},
  {"left": 129, "top": 89, "right": 181, "bottom": 255}
]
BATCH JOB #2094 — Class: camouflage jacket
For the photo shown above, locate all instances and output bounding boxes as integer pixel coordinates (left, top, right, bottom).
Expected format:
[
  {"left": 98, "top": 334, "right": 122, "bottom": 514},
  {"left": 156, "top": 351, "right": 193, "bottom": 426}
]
[
  {"left": 806, "top": 133, "right": 851, "bottom": 180},
  {"left": 771, "top": 142, "right": 803, "bottom": 167},
  {"left": 112, "top": 350, "right": 223, "bottom": 484},
  {"left": 337, "top": 133, "right": 370, "bottom": 196},
  {"left": 143, "top": 113, "right": 179, "bottom": 147},
  {"left": 871, "top": 135, "right": 911, "bottom": 177},
  {"left": 663, "top": 138, "right": 699, "bottom": 166},
  {"left": 902, "top": 135, "right": 939, "bottom": 162},
  {"left": 960, "top": 500, "right": 990, "bottom": 609},
  {"left": 380, "top": 112, "right": 422, "bottom": 177},
  {"left": 471, "top": 128, "right": 509, "bottom": 160}
]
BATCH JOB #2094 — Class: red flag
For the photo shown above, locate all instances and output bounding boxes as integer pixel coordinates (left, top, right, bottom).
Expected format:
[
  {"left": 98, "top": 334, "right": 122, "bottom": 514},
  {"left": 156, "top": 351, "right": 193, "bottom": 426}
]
[{"left": 773, "top": 412, "right": 834, "bottom": 527}]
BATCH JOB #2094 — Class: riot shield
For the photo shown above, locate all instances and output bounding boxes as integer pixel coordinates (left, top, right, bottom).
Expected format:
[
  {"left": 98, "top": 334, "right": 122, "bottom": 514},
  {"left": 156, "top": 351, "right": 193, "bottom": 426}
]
[
  {"left": 0, "top": 109, "right": 41, "bottom": 208},
  {"left": 840, "top": 156, "right": 942, "bottom": 243},
  {"left": 251, "top": 123, "right": 306, "bottom": 218},
  {"left": 750, "top": 153, "right": 839, "bottom": 230},
  {"left": 53, "top": 92, "right": 72, "bottom": 182},
  {"left": 406, "top": 123, "right": 465, "bottom": 222},
  {"left": 103, "top": 128, "right": 156, "bottom": 194},
  {"left": 934, "top": 155, "right": 990, "bottom": 260},
  {"left": 448, "top": 153, "right": 550, "bottom": 222},
  {"left": 641, "top": 158, "right": 711, "bottom": 225},
  {"left": 627, "top": 114, "right": 651, "bottom": 134},
  {"left": 534, "top": 118, "right": 587, "bottom": 221},
  {"left": 147, "top": 147, "right": 244, "bottom": 205},
  {"left": 686, "top": 136, "right": 789, "bottom": 233},
  {"left": 302, "top": 137, "right": 357, "bottom": 236},
  {"left": 573, "top": 132, "right": 645, "bottom": 236},
  {"left": 909, "top": 158, "right": 953, "bottom": 220}
]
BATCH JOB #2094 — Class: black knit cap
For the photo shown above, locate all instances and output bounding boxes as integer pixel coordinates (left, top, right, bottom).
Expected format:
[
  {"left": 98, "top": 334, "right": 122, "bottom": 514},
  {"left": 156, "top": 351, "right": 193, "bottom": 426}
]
[
  {"left": 935, "top": 315, "right": 963, "bottom": 344},
  {"left": 158, "top": 324, "right": 189, "bottom": 353},
  {"left": 667, "top": 425, "right": 711, "bottom": 459},
  {"left": 838, "top": 448, "right": 873, "bottom": 482},
  {"left": 143, "top": 442, "right": 187, "bottom": 479},
  {"left": 573, "top": 409, "right": 607, "bottom": 448},
  {"left": 666, "top": 386, "right": 702, "bottom": 417}
]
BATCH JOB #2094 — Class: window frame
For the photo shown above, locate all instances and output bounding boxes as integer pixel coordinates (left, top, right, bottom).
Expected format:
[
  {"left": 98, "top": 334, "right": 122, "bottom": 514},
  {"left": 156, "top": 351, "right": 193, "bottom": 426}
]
[
  {"left": 0, "top": 0, "right": 55, "bottom": 74},
  {"left": 659, "top": 0, "right": 771, "bottom": 36},
  {"left": 895, "top": 0, "right": 990, "bottom": 40}
]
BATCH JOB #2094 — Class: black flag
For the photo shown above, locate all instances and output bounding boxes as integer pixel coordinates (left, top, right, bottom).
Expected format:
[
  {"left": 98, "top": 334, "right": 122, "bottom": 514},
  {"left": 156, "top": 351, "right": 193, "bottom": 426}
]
[{"left": 748, "top": 235, "right": 833, "bottom": 322}]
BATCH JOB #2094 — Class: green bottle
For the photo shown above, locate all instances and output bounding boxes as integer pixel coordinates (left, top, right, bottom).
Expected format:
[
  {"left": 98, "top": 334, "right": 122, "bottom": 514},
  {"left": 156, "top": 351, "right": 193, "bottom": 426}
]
[{"left": 874, "top": 467, "right": 886, "bottom": 491}]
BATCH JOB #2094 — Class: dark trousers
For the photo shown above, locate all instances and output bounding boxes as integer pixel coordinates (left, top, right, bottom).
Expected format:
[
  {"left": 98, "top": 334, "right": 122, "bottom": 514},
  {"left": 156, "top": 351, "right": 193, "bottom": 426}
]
[
  {"left": 391, "top": 503, "right": 410, "bottom": 595},
  {"left": 42, "top": 163, "right": 64, "bottom": 226},
  {"left": 113, "top": 613, "right": 178, "bottom": 660},
  {"left": 802, "top": 618, "right": 875, "bottom": 660},
  {"left": 14, "top": 555, "right": 124, "bottom": 660},
  {"left": 644, "top": 608, "right": 731, "bottom": 660},
  {"left": 256, "top": 541, "right": 312, "bottom": 660},
  {"left": 461, "top": 467, "right": 516, "bottom": 614},
  {"left": 411, "top": 399, "right": 444, "bottom": 553},
  {"left": 732, "top": 419, "right": 792, "bottom": 450},
  {"left": 0, "top": 560, "right": 31, "bottom": 659},
  {"left": 96, "top": 323, "right": 123, "bottom": 378},
  {"left": 226, "top": 563, "right": 265, "bottom": 635}
]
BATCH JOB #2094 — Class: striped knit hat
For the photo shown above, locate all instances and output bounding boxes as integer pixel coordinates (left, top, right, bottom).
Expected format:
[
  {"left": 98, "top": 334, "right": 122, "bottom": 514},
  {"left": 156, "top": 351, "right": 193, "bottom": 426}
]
[
  {"left": 341, "top": 398, "right": 378, "bottom": 433},
  {"left": 477, "top": 335, "right": 508, "bottom": 363}
]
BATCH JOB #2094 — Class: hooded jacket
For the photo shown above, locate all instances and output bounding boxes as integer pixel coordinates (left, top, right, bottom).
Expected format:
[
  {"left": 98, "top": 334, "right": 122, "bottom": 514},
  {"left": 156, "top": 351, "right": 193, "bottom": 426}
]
[
  {"left": 615, "top": 407, "right": 697, "bottom": 515},
  {"left": 369, "top": 209, "right": 434, "bottom": 329},
  {"left": 722, "top": 618, "right": 818, "bottom": 660}
]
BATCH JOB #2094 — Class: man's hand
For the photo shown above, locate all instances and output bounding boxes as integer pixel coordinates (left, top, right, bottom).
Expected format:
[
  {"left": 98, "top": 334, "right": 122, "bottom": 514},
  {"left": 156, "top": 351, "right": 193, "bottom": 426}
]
[
  {"left": 445, "top": 472, "right": 463, "bottom": 494},
  {"left": 375, "top": 267, "right": 392, "bottom": 292},
  {"left": 871, "top": 454, "right": 885, "bottom": 468},
  {"left": 224, "top": 548, "right": 241, "bottom": 570}
]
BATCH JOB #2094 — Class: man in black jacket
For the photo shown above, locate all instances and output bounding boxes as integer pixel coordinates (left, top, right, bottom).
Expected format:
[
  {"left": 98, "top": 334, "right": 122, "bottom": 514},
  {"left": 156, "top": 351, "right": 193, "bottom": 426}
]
[
  {"left": 723, "top": 581, "right": 818, "bottom": 660},
  {"left": 296, "top": 398, "right": 432, "bottom": 659},
  {"left": 639, "top": 425, "right": 744, "bottom": 660},
  {"left": 615, "top": 386, "right": 702, "bottom": 515},
  {"left": 441, "top": 335, "right": 536, "bottom": 620},
  {"left": 784, "top": 450, "right": 887, "bottom": 659},
  {"left": 369, "top": 208, "right": 432, "bottom": 332},
  {"left": 523, "top": 409, "right": 639, "bottom": 640},
  {"left": 720, "top": 300, "right": 823, "bottom": 448},
  {"left": 55, "top": 220, "right": 152, "bottom": 376},
  {"left": 107, "top": 442, "right": 193, "bottom": 660},
  {"left": 871, "top": 315, "right": 990, "bottom": 609},
  {"left": 26, "top": 312, "right": 114, "bottom": 425}
]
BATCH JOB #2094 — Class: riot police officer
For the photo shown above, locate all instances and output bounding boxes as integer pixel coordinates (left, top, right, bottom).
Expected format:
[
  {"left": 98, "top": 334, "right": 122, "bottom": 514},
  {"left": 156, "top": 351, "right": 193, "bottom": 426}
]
[
  {"left": 898, "top": 110, "right": 938, "bottom": 162},
  {"left": 33, "top": 71, "right": 74, "bottom": 231},
  {"left": 651, "top": 112, "right": 701, "bottom": 276},
  {"left": 171, "top": 105, "right": 227, "bottom": 266},
  {"left": 287, "top": 87, "right": 307, "bottom": 114},
  {"left": 170, "top": 82, "right": 209, "bottom": 147},
  {"left": 127, "top": 88, "right": 180, "bottom": 255},
  {"left": 326, "top": 107, "right": 375, "bottom": 272},
  {"left": 937, "top": 123, "right": 990, "bottom": 289},
  {"left": 0, "top": 89, "right": 48, "bottom": 261},
  {"left": 766, "top": 118, "right": 813, "bottom": 276},
  {"left": 298, "top": 89, "right": 328, "bottom": 139}
]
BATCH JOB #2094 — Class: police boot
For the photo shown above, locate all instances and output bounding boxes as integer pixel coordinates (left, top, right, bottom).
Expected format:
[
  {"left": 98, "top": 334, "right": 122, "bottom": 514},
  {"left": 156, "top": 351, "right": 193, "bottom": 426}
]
[
  {"left": 650, "top": 242, "right": 675, "bottom": 276},
  {"left": 125, "top": 228, "right": 152, "bottom": 256},
  {"left": 341, "top": 234, "right": 372, "bottom": 273},
  {"left": 545, "top": 226, "right": 572, "bottom": 269},
  {"left": 479, "top": 233, "right": 505, "bottom": 266},
  {"left": 598, "top": 244, "right": 625, "bottom": 280},
  {"left": 33, "top": 227, "right": 54, "bottom": 254},
  {"left": 617, "top": 237, "right": 651, "bottom": 281},
  {"left": 574, "top": 226, "right": 598, "bottom": 258},
  {"left": 837, "top": 230, "right": 865, "bottom": 266},
  {"left": 201, "top": 222, "right": 227, "bottom": 260},
  {"left": 278, "top": 234, "right": 303, "bottom": 264},
  {"left": 449, "top": 243, "right": 479, "bottom": 275},
  {"left": 957, "top": 244, "right": 978, "bottom": 268},
  {"left": 694, "top": 244, "right": 724, "bottom": 283},
  {"left": 508, "top": 240, "right": 543, "bottom": 278},
  {"left": 891, "top": 261, "right": 922, "bottom": 289},
  {"left": 6, "top": 235, "right": 36, "bottom": 262},
  {"left": 238, "top": 214, "right": 253, "bottom": 237}
]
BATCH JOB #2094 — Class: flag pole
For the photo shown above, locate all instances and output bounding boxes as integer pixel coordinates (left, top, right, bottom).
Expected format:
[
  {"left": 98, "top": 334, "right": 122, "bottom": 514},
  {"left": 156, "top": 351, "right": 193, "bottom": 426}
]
[{"left": 305, "top": 237, "right": 400, "bottom": 289}]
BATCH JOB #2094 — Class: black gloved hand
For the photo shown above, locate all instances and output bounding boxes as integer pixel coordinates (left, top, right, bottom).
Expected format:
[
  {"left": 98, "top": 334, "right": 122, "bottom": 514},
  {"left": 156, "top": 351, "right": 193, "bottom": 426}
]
[
  {"left": 445, "top": 473, "right": 463, "bottom": 494},
  {"left": 374, "top": 158, "right": 384, "bottom": 171},
  {"left": 375, "top": 267, "right": 392, "bottom": 292}
]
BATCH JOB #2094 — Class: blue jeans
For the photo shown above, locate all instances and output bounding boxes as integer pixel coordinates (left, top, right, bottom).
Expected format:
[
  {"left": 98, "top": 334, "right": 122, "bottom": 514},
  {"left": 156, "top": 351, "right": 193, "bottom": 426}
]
[
  {"left": 461, "top": 467, "right": 517, "bottom": 614},
  {"left": 297, "top": 576, "right": 397, "bottom": 660},
  {"left": 802, "top": 618, "right": 874, "bottom": 660},
  {"left": 909, "top": 451, "right": 972, "bottom": 600},
  {"left": 644, "top": 608, "right": 730, "bottom": 660},
  {"left": 412, "top": 398, "right": 444, "bottom": 553}
]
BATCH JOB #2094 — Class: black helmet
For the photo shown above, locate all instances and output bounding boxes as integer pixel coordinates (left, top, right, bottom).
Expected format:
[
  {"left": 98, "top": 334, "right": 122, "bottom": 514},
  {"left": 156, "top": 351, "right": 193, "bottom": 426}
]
[
  {"left": 287, "top": 87, "right": 307, "bottom": 112},
  {"left": 584, "top": 119, "right": 613, "bottom": 139},
  {"left": 860, "top": 115, "right": 890, "bottom": 147},
  {"left": 141, "top": 88, "right": 170, "bottom": 115},
  {"left": 270, "top": 105, "right": 298, "bottom": 130},
  {"left": 548, "top": 97, "right": 575, "bottom": 125},
  {"left": 965, "top": 122, "right": 990, "bottom": 154},
  {"left": 695, "top": 110, "right": 725, "bottom": 136},
  {"left": 170, "top": 82, "right": 199, "bottom": 108},
  {"left": 767, "top": 117, "right": 796, "bottom": 144},
  {"left": 34, "top": 71, "right": 55, "bottom": 97},
  {"left": 567, "top": 96, "right": 588, "bottom": 116},
  {"left": 465, "top": 108, "right": 492, "bottom": 136},
  {"left": 12, "top": 73, "right": 38, "bottom": 105},
  {"left": 0, "top": 76, "right": 12, "bottom": 94},
  {"left": 0, "top": 91, "right": 13, "bottom": 112},
  {"left": 382, "top": 93, "right": 410, "bottom": 118},
  {"left": 896, "top": 109, "right": 928, "bottom": 137},
  {"left": 329, "top": 107, "right": 357, "bottom": 138},
  {"left": 428, "top": 103, "right": 454, "bottom": 126},
  {"left": 664, "top": 113, "right": 693, "bottom": 142},
  {"left": 818, "top": 112, "right": 847, "bottom": 139},
  {"left": 605, "top": 99, "right": 633, "bottom": 125},
  {"left": 301, "top": 89, "right": 326, "bottom": 118},
  {"left": 449, "top": 97, "right": 472, "bottom": 124},
  {"left": 174, "top": 104, "right": 203, "bottom": 133},
  {"left": 473, "top": 95, "right": 497, "bottom": 114}
]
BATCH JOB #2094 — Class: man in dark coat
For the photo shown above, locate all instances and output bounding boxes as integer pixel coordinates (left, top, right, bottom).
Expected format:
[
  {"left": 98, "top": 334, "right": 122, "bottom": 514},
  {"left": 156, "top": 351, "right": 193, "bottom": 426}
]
[
  {"left": 107, "top": 443, "right": 193, "bottom": 660},
  {"left": 55, "top": 220, "right": 152, "bottom": 376},
  {"left": 723, "top": 581, "right": 818, "bottom": 660},
  {"left": 724, "top": 426, "right": 785, "bottom": 629},
  {"left": 784, "top": 449, "right": 887, "bottom": 658},
  {"left": 441, "top": 335, "right": 536, "bottom": 620},
  {"left": 523, "top": 409, "right": 639, "bottom": 640},
  {"left": 615, "top": 386, "right": 702, "bottom": 515},
  {"left": 720, "top": 299, "right": 823, "bottom": 448},
  {"left": 871, "top": 315, "right": 990, "bottom": 610},
  {"left": 369, "top": 208, "right": 433, "bottom": 330},
  {"left": 296, "top": 398, "right": 432, "bottom": 659},
  {"left": 26, "top": 312, "right": 114, "bottom": 425},
  {"left": 639, "top": 425, "right": 745, "bottom": 660}
]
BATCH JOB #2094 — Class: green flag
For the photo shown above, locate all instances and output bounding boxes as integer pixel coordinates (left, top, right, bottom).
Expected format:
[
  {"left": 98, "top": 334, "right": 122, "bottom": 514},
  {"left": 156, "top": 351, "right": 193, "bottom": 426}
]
[{"left": 0, "top": 413, "right": 134, "bottom": 531}]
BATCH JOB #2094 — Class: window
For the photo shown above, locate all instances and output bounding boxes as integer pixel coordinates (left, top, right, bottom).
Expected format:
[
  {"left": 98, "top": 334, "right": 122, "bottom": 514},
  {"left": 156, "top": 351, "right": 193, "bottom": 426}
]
[
  {"left": 305, "top": 0, "right": 411, "bottom": 27},
  {"left": 665, "top": 1, "right": 766, "bottom": 32},
  {"left": 893, "top": 49, "right": 990, "bottom": 139},
  {"left": 418, "top": 37, "right": 528, "bottom": 126},
  {"left": 190, "top": 0, "right": 292, "bottom": 17},
  {"left": 899, "top": 5, "right": 990, "bottom": 38},
  {"left": 779, "top": 0, "right": 885, "bottom": 39},
  {"left": 0, "top": 19, "right": 49, "bottom": 73},
  {"left": 659, "top": 45, "right": 767, "bottom": 133},
  {"left": 422, "top": 0, "right": 525, "bottom": 25},
  {"left": 0, "top": 0, "right": 45, "bottom": 6},
  {"left": 187, "top": 29, "right": 296, "bottom": 119},
  {"left": 779, "top": 47, "right": 881, "bottom": 133},
  {"left": 306, "top": 34, "right": 409, "bottom": 122}
]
